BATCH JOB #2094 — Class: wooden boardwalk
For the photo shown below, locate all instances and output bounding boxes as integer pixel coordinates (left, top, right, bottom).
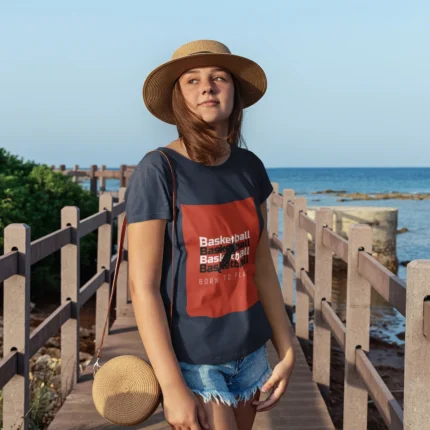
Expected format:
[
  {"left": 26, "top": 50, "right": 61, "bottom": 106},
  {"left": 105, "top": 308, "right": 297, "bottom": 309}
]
[{"left": 49, "top": 304, "right": 334, "bottom": 430}]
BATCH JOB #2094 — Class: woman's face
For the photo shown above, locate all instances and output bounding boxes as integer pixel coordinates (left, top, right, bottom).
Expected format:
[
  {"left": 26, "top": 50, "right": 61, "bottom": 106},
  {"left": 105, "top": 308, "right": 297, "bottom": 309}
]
[{"left": 178, "top": 66, "right": 235, "bottom": 125}]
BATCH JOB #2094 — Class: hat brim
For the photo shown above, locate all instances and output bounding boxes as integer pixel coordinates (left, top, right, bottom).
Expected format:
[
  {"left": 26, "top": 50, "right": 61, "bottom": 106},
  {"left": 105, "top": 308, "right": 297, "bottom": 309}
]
[{"left": 142, "top": 53, "right": 267, "bottom": 125}]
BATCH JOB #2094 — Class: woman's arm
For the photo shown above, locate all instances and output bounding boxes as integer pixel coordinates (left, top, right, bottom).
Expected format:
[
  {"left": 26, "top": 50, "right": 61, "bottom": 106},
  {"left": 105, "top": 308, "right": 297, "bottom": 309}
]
[
  {"left": 128, "top": 219, "right": 209, "bottom": 429},
  {"left": 253, "top": 200, "right": 296, "bottom": 412},
  {"left": 254, "top": 201, "right": 295, "bottom": 360},
  {"left": 128, "top": 219, "right": 184, "bottom": 390}
]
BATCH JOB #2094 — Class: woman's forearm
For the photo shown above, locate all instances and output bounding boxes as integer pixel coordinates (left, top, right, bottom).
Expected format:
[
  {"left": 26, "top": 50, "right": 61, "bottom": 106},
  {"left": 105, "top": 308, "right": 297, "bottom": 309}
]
[
  {"left": 130, "top": 285, "right": 185, "bottom": 391},
  {"left": 255, "top": 264, "right": 295, "bottom": 361}
]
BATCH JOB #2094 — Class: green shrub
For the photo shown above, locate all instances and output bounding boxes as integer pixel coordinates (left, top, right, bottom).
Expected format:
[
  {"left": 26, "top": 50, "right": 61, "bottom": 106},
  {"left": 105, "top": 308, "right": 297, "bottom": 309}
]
[{"left": 1, "top": 148, "right": 100, "bottom": 299}]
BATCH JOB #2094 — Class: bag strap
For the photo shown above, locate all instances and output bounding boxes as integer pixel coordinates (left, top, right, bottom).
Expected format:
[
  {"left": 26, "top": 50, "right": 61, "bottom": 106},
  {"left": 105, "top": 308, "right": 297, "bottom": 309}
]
[{"left": 94, "top": 149, "right": 176, "bottom": 370}]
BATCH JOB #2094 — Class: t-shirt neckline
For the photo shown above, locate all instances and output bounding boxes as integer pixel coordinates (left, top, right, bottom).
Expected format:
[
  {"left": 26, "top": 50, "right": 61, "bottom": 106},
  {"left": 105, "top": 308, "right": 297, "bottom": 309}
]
[{"left": 160, "top": 144, "right": 236, "bottom": 169}]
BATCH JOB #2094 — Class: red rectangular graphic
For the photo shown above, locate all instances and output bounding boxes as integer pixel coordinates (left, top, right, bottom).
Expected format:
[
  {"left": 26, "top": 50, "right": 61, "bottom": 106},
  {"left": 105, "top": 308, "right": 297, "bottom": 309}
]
[{"left": 181, "top": 197, "right": 260, "bottom": 318}]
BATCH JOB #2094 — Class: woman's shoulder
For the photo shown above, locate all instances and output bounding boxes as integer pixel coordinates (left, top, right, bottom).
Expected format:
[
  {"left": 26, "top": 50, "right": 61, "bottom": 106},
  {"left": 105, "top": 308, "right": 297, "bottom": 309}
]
[
  {"left": 134, "top": 148, "right": 171, "bottom": 171},
  {"left": 234, "top": 145, "right": 265, "bottom": 167}
]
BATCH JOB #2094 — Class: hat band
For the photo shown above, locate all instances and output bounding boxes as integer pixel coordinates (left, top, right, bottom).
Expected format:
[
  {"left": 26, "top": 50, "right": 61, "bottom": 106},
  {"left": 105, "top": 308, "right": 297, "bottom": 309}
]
[{"left": 188, "top": 51, "right": 216, "bottom": 55}]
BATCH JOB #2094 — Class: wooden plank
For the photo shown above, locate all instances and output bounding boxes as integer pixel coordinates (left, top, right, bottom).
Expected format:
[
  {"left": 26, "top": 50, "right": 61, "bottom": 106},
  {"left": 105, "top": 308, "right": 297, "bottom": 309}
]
[
  {"left": 79, "top": 211, "right": 108, "bottom": 238},
  {"left": 357, "top": 251, "right": 406, "bottom": 316},
  {"left": 282, "top": 189, "right": 295, "bottom": 320},
  {"left": 29, "top": 301, "right": 72, "bottom": 356},
  {"left": 272, "top": 192, "right": 283, "bottom": 208},
  {"left": 299, "top": 211, "right": 316, "bottom": 237},
  {"left": 31, "top": 227, "right": 72, "bottom": 265},
  {"left": 3, "top": 224, "right": 31, "bottom": 429},
  {"left": 404, "top": 260, "right": 430, "bottom": 430},
  {"left": 112, "top": 200, "right": 126, "bottom": 219},
  {"left": 285, "top": 249, "right": 295, "bottom": 271},
  {"left": 300, "top": 269, "right": 315, "bottom": 301},
  {"left": 61, "top": 206, "right": 81, "bottom": 399},
  {"left": 355, "top": 349, "right": 403, "bottom": 429},
  {"left": 322, "top": 227, "right": 348, "bottom": 263},
  {"left": 79, "top": 270, "right": 105, "bottom": 307},
  {"left": 0, "top": 350, "right": 18, "bottom": 390},
  {"left": 96, "top": 194, "right": 113, "bottom": 348},
  {"left": 294, "top": 197, "right": 310, "bottom": 346},
  {"left": 321, "top": 300, "right": 346, "bottom": 351},
  {"left": 0, "top": 251, "right": 18, "bottom": 282},
  {"left": 271, "top": 235, "right": 283, "bottom": 253},
  {"left": 313, "top": 209, "right": 334, "bottom": 399},
  {"left": 286, "top": 200, "right": 294, "bottom": 218},
  {"left": 95, "top": 170, "right": 122, "bottom": 179},
  {"left": 343, "top": 224, "right": 372, "bottom": 429}
]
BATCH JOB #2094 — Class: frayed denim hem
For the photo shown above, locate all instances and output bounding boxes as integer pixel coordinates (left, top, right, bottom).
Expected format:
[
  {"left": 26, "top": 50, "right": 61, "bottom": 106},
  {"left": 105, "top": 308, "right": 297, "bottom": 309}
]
[
  {"left": 191, "top": 389, "right": 238, "bottom": 407},
  {"left": 231, "top": 364, "right": 272, "bottom": 406},
  {"left": 191, "top": 365, "right": 272, "bottom": 408}
]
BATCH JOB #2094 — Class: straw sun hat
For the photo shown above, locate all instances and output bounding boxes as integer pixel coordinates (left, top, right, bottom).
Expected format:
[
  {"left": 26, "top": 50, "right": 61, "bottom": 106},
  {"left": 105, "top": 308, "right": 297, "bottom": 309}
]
[{"left": 142, "top": 40, "right": 267, "bottom": 124}]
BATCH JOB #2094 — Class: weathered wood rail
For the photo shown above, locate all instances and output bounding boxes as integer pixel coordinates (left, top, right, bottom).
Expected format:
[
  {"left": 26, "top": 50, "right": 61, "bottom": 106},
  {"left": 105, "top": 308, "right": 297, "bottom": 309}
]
[
  {"left": 51, "top": 164, "right": 134, "bottom": 194},
  {"left": 0, "top": 189, "right": 128, "bottom": 429},
  {"left": 0, "top": 174, "right": 429, "bottom": 429},
  {"left": 267, "top": 185, "right": 430, "bottom": 429}
]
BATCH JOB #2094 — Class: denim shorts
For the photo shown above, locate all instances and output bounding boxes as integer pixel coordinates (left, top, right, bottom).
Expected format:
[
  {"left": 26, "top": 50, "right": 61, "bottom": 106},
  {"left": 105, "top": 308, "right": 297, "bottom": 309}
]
[{"left": 178, "top": 344, "right": 272, "bottom": 408}]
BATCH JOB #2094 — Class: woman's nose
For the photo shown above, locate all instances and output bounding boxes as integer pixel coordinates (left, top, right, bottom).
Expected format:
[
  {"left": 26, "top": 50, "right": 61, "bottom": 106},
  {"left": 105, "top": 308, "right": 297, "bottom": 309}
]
[{"left": 202, "top": 81, "right": 215, "bottom": 94}]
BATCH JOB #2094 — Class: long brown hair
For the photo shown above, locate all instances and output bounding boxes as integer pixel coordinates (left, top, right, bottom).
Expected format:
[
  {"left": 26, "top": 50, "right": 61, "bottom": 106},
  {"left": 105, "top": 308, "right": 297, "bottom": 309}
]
[{"left": 171, "top": 74, "right": 246, "bottom": 166}]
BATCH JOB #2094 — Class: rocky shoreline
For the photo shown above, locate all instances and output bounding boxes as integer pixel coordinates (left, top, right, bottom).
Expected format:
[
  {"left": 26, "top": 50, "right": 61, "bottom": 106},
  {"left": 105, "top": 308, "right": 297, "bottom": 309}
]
[{"left": 312, "top": 189, "right": 430, "bottom": 201}]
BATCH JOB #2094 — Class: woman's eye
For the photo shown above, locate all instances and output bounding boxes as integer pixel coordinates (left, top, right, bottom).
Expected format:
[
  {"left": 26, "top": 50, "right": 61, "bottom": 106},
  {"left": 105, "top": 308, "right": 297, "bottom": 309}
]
[
  {"left": 188, "top": 79, "right": 198, "bottom": 84},
  {"left": 214, "top": 76, "right": 226, "bottom": 81}
]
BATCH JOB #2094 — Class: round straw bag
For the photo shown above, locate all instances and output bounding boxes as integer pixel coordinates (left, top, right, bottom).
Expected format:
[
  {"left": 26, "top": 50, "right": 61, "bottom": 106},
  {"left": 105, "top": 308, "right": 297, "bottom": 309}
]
[
  {"left": 92, "top": 150, "right": 176, "bottom": 426},
  {"left": 92, "top": 355, "right": 161, "bottom": 425}
]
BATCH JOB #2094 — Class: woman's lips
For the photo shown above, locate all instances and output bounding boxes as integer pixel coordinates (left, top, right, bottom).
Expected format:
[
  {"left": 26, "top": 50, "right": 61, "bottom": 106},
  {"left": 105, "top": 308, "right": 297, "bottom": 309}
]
[{"left": 199, "top": 101, "right": 219, "bottom": 107}]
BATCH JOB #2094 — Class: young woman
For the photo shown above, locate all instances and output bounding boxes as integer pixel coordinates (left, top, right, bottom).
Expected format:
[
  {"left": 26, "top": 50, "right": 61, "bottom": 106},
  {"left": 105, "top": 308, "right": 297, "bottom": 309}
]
[{"left": 125, "top": 40, "right": 296, "bottom": 430}]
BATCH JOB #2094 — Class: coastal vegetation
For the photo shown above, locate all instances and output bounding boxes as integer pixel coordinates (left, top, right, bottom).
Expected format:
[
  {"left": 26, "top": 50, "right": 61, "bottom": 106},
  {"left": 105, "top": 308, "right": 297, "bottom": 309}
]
[{"left": 0, "top": 147, "right": 99, "bottom": 298}]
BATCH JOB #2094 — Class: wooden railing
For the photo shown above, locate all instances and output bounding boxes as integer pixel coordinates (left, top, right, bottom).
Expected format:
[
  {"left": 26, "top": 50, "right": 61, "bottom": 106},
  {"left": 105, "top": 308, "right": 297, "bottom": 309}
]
[
  {"left": 51, "top": 164, "right": 135, "bottom": 194},
  {"left": 0, "top": 188, "right": 129, "bottom": 429},
  {"left": 267, "top": 184, "right": 430, "bottom": 430}
]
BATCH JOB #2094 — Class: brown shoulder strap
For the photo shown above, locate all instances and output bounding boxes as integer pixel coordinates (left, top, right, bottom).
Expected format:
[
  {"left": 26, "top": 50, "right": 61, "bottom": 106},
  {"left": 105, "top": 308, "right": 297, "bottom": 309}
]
[{"left": 95, "top": 149, "right": 176, "bottom": 362}]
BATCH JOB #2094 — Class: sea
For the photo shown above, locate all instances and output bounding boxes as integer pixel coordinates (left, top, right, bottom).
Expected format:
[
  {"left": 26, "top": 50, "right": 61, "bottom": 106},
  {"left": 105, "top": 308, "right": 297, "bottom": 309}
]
[{"left": 81, "top": 167, "right": 430, "bottom": 344}]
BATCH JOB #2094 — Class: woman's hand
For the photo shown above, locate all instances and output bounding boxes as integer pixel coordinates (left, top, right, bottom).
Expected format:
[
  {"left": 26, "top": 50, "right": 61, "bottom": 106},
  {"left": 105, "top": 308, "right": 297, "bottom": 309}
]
[
  {"left": 252, "top": 351, "right": 296, "bottom": 412},
  {"left": 163, "top": 383, "right": 211, "bottom": 430}
]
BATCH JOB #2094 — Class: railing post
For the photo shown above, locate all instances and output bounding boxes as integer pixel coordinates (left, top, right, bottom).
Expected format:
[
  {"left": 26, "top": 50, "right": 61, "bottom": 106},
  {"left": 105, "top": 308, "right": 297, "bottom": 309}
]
[
  {"left": 313, "top": 208, "right": 334, "bottom": 399},
  {"left": 294, "top": 197, "right": 310, "bottom": 347},
  {"left": 268, "top": 182, "right": 279, "bottom": 272},
  {"left": 72, "top": 164, "right": 79, "bottom": 183},
  {"left": 404, "top": 260, "right": 430, "bottom": 430},
  {"left": 116, "top": 187, "right": 129, "bottom": 314},
  {"left": 100, "top": 164, "right": 106, "bottom": 192},
  {"left": 344, "top": 224, "right": 372, "bottom": 429},
  {"left": 60, "top": 206, "right": 80, "bottom": 399},
  {"left": 3, "top": 224, "right": 31, "bottom": 430},
  {"left": 95, "top": 194, "right": 113, "bottom": 347},
  {"left": 119, "top": 164, "right": 126, "bottom": 188},
  {"left": 90, "top": 164, "right": 98, "bottom": 195},
  {"left": 282, "top": 189, "right": 295, "bottom": 321}
]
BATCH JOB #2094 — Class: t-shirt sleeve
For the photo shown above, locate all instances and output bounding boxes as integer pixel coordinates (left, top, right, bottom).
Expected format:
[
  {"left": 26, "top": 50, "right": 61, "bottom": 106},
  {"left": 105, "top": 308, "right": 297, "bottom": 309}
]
[
  {"left": 253, "top": 153, "right": 273, "bottom": 204},
  {"left": 124, "top": 152, "right": 173, "bottom": 224}
]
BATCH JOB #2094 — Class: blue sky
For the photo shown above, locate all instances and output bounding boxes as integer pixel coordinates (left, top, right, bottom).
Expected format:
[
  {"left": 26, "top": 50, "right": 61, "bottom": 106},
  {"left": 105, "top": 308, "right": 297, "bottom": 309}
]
[{"left": 1, "top": 1, "right": 429, "bottom": 168}]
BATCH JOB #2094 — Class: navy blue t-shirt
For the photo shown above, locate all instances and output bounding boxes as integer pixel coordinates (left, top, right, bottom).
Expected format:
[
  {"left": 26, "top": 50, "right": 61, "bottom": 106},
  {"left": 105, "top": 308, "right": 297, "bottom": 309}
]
[{"left": 124, "top": 144, "right": 274, "bottom": 365}]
